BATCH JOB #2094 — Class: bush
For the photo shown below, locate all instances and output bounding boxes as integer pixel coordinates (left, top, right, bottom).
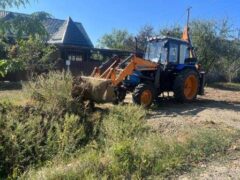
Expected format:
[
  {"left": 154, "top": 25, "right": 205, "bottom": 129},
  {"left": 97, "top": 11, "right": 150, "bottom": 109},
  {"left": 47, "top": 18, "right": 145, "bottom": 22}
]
[
  {"left": 3, "top": 36, "right": 60, "bottom": 78},
  {"left": 24, "top": 71, "right": 73, "bottom": 111},
  {"left": 0, "top": 72, "right": 102, "bottom": 178},
  {"left": 17, "top": 36, "right": 59, "bottom": 71}
]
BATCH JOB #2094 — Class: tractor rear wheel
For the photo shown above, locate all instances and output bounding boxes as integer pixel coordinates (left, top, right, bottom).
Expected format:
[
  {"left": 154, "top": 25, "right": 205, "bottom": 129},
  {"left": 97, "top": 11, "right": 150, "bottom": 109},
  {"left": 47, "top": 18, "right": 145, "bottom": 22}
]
[
  {"left": 132, "top": 83, "right": 155, "bottom": 108},
  {"left": 173, "top": 69, "right": 199, "bottom": 102}
]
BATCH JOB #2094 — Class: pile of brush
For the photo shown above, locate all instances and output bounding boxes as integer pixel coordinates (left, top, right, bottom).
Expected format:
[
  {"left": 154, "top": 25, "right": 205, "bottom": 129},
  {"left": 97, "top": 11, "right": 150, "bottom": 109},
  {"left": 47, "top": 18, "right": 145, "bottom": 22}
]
[{"left": 71, "top": 76, "right": 117, "bottom": 104}]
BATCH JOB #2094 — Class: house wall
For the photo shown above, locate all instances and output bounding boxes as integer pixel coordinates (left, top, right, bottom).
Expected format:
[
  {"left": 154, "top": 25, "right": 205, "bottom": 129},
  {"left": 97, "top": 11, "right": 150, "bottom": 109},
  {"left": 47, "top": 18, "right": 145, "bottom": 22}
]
[{"left": 57, "top": 59, "right": 101, "bottom": 76}]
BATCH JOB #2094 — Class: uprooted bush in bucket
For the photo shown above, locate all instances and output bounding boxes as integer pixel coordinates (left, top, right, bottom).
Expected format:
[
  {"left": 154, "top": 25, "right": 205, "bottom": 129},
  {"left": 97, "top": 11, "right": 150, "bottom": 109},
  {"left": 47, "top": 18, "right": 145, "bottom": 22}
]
[{"left": 72, "top": 76, "right": 117, "bottom": 103}]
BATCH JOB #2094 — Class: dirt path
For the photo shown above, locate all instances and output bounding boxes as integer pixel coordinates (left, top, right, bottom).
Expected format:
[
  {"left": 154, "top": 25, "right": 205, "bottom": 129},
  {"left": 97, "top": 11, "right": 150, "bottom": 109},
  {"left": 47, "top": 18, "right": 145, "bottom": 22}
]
[
  {"left": 146, "top": 87, "right": 240, "bottom": 179},
  {"left": 179, "top": 150, "right": 240, "bottom": 180},
  {"left": 147, "top": 87, "right": 240, "bottom": 135}
]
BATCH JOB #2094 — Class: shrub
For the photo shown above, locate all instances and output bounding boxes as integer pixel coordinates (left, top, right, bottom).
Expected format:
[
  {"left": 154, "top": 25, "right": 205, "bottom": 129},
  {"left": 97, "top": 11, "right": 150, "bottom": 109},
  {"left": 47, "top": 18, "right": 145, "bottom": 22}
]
[
  {"left": 59, "top": 114, "right": 86, "bottom": 154},
  {"left": 6, "top": 36, "right": 59, "bottom": 76},
  {"left": 0, "top": 72, "right": 102, "bottom": 178},
  {"left": 101, "top": 105, "right": 148, "bottom": 143},
  {"left": 24, "top": 71, "right": 73, "bottom": 111}
]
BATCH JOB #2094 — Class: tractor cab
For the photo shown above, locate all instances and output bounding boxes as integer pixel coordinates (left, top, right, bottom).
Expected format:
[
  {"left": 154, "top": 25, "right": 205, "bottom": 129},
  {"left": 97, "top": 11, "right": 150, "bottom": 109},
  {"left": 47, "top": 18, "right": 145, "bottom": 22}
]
[{"left": 144, "top": 37, "right": 197, "bottom": 67}]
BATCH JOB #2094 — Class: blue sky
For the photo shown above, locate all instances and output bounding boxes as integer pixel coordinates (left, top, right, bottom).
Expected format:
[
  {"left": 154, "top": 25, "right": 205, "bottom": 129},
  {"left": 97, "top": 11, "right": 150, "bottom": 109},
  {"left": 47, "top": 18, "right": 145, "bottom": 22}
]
[{"left": 8, "top": 0, "right": 240, "bottom": 45}]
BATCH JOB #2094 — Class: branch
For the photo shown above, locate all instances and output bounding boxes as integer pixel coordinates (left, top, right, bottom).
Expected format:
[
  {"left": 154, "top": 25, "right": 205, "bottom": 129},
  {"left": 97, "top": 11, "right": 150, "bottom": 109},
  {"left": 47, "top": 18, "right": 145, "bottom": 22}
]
[{"left": 0, "top": 0, "right": 29, "bottom": 9}]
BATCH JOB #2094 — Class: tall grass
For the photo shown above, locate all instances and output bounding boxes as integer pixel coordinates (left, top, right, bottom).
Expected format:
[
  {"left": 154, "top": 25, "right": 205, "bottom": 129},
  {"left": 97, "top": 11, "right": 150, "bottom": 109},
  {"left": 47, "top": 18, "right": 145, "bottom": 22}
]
[
  {"left": 24, "top": 71, "right": 73, "bottom": 111},
  {"left": 22, "top": 105, "right": 239, "bottom": 179},
  {"left": 0, "top": 72, "right": 101, "bottom": 178}
]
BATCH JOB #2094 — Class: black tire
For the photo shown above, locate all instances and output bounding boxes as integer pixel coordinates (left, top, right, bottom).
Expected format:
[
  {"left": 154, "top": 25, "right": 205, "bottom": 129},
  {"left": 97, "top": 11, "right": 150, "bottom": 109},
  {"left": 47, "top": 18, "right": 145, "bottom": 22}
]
[
  {"left": 132, "top": 83, "right": 155, "bottom": 108},
  {"left": 173, "top": 69, "right": 199, "bottom": 103},
  {"left": 115, "top": 87, "right": 127, "bottom": 103}
]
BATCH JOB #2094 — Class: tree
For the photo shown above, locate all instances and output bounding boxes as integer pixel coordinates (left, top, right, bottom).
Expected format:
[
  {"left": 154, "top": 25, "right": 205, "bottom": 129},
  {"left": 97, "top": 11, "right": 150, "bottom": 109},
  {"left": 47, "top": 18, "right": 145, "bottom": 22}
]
[
  {"left": 219, "top": 39, "right": 240, "bottom": 82},
  {"left": 0, "top": 12, "right": 51, "bottom": 40},
  {"left": 97, "top": 25, "right": 156, "bottom": 52},
  {"left": 190, "top": 20, "right": 221, "bottom": 73},
  {"left": 9, "top": 36, "right": 59, "bottom": 76},
  {"left": 159, "top": 26, "right": 182, "bottom": 39},
  {"left": 0, "top": 60, "right": 8, "bottom": 77},
  {"left": 136, "top": 25, "right": 155, "bottom": 52},
  {"left": 0, "top": 38, "right": 8, "bottom": 59},
  {"left": 0, "top": 0, "right": 29, "bottom": 9},
  {"left": 97, "top": 29, "right": 133, "bottom": 51}
]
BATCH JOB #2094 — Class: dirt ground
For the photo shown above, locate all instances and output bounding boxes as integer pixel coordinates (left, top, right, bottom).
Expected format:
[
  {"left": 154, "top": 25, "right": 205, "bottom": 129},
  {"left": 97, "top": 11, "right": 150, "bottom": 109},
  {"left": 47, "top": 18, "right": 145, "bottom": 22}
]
[
  {"left": 145, "top": 87, "right": 240, "bottom": 179},
  {"left": 148, "top": 87, "right": 240, "bottom": 135}
]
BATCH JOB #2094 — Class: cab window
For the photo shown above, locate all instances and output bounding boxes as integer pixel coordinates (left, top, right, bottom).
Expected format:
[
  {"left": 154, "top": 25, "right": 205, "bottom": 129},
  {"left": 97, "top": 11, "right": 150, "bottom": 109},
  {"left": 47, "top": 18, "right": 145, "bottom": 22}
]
[
  {"left": 179, "top": 44, "right": 190, "bottom": 64},
  {"left": 169, "top": 43, "right": 178, "bottom": 63}
]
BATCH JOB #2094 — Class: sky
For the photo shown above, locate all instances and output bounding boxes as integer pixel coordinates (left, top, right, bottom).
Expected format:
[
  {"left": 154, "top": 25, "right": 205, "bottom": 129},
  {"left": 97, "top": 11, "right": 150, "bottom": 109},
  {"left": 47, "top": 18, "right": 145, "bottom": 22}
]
[{"left": 7, "top": 0, "right": 240, "bottom": 45}]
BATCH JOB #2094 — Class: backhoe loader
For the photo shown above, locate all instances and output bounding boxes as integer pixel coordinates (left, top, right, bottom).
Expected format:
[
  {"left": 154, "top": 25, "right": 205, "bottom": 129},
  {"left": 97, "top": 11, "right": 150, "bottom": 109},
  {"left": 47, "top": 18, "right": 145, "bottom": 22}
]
[{"left": 72, "top": 27, "right": 205, "bottom": 107}]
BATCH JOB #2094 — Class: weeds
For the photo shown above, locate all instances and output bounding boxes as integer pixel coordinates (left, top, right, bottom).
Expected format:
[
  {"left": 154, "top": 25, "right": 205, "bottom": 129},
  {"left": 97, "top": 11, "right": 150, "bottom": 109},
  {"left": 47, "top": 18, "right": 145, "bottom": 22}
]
[
  {"left": 0, "top": 72, "right": 101, "bottom": 178},
  {"left": 1, "top": 72, "right": 239, "bottom": 179},
  {"left": 24, "top": 71, "right": 73, "bottom": 112},
  {"left": 21, "top": 105, "right": 239, "bottom": 179}
]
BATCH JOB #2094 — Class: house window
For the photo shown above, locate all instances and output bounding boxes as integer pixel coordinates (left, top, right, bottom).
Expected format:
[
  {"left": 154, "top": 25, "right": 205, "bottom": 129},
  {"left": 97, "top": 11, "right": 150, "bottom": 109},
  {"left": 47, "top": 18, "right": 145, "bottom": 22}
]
[
  {"left": 68, "top": 55, "right": 83, "bottom": 61},
  {"left": 68, "top": 55, "right": 74, "bottom": 61},
  {"left": 75, "top": 55, "right": 83, "bottom": 61}
]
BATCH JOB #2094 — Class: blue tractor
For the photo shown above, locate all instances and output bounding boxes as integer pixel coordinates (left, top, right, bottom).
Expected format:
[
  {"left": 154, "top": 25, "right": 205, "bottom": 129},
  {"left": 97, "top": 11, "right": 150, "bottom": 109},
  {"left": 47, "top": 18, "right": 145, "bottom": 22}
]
[
  {"left": 119, "top": 35, "right": 205, "bottom": 107},
  {"left": 73, "top": 29, "right": 205, "bottom": 108}
]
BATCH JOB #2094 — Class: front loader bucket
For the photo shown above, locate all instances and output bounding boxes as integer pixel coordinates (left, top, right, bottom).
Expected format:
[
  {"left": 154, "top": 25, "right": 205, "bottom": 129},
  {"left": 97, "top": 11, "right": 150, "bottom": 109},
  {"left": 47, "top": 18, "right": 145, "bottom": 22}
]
[{"left": 72, "top": 76, "right": 117, "bottom": 103}]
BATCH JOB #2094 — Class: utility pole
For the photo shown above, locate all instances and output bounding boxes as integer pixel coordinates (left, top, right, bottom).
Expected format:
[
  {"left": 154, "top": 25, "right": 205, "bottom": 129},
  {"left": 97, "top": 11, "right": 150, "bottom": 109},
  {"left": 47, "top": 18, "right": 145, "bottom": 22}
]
[
  {"left": 238, "top": 28, "right": 240, "bottom": 40},
  {"left": 186, "top": 7, "right": 196, "bottom": 58},
  {"left": 187, "top": 7, "right": 192, "bottom": 29}
]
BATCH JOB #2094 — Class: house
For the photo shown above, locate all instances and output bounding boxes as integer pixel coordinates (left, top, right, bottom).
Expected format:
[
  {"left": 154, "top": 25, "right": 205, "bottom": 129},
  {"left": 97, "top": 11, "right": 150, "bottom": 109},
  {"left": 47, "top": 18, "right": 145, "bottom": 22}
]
[{"left": 0, "top": 11, "right": 131, "bottom": 76}]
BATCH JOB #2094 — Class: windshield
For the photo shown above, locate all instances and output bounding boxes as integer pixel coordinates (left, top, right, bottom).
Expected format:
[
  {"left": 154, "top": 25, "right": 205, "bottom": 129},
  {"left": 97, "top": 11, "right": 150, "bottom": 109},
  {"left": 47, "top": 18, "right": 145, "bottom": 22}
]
[{"left": 144, "top": 41, "right": 167, "bottom": 63}]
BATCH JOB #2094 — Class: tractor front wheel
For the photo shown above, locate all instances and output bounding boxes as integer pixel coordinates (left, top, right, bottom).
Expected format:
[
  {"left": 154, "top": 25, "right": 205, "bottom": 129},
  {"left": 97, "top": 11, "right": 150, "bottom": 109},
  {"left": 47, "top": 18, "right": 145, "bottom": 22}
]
[
  {"left": 173, "top": 69, "right": 199, "bottom": 102},
  {"left": 132, "top": 83, "right": 155, "bottom": 108}
]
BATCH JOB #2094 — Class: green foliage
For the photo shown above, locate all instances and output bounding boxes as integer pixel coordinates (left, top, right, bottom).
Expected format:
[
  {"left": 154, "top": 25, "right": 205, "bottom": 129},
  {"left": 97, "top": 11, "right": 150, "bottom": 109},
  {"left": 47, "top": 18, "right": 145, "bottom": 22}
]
[
  {"left": 97, "top": 25, "right": 155, "bottom": 52},
  {"left": 22, "top": 105, "right": 238, "bottom": 179},
  {"left": 0, "top": 11, "right": 51, "bottom": 39},
  {"left": 0, "top": 59, "right": 8, "bottom": 77},
  {"left": 24, "top": 71, "right": 73, "bottom": 112},
  {"left": 97, "top": 20, "right": 240, "bottom": 82},
  {"left": 219, "top": 39, "right": 240, "bottom": 82},
  {"left": 0, "top": 72, "right": 102, "bottom": 178},
  {"left": 0, "top": 39, "right": 9, "bottom": 77},
  {"left": 190, "top": 20, "right": 221, "bottom": 73},
  {"left": 59, "top": 114, "right": 86, "bottom": 154},
  {"left": 0, "top": 38, "right": 9, "bottom": 59},
  {"left": 102, "top": 105, "right": 147, "bottom": 143},
  {"left": 0, "top": 58, "right": 25, "bottom": 77},
  {"left": 159, "top": 25, "right": 182, "bottom": 38},
  {"left": 97, "top": 29, "right": 133, "bottom": 51},
  {"left": 136, "top": 25, "right": 155, "bottom": 52},
  {"left": 189, "top": 19, "right": 240, "bottom": 82},
  {"left": 0, "top": 36, "right": 59, "bottom": 77},
  {"left": 13, "top": 36, "right": 59, "bottom": 74},
  {"left": 0, "top": 0, "right": 29, "bottom": 9}
]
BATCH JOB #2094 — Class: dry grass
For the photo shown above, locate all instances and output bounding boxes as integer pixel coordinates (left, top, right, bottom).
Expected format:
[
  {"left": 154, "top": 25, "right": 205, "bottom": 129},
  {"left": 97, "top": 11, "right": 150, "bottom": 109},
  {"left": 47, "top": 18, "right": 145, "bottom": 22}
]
[
  {"left": 0, "top": 90, "right": 30, "bottom": 106},
  {"left": 21, "top": 105, "right": 240, "bottom": 179}
]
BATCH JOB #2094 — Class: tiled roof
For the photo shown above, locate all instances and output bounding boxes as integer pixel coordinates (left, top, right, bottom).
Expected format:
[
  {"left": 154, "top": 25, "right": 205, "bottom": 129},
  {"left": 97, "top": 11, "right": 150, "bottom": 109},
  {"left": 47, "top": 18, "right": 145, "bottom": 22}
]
[{"left": 0, "top": 10, "right": 94, "bottom": 48}]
